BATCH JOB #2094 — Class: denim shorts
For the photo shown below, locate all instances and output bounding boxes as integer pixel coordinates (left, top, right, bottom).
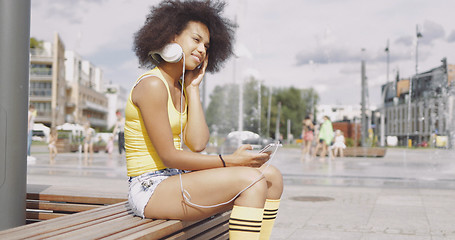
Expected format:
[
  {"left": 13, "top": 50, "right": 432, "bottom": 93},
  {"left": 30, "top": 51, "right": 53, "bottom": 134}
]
[{"left": 128, "top": 168, "right": 184, "bottom": 218}]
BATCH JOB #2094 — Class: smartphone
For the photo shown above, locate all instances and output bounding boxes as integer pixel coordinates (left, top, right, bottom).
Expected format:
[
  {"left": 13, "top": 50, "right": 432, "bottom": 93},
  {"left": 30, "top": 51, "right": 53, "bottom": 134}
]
[{"left": 259, "top": 143, "right": 281, "bottom": 153}]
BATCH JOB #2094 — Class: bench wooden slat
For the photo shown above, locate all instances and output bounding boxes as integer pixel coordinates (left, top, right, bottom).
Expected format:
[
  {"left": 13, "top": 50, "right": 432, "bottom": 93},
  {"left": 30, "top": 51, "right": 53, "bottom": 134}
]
[
  {"left": 210, "top": 231, "right": 229, "bottom": 240},
  {"left": 26, "top": 211, "right": 68, "bottom": 221},
  {"left": 27, "top": 192, "right": 124, "bottom": 205},
  {"left": 343, "top": 147, "right": 387, "bottom": 157},
  {"left": 192, "top": 222, "right": 229, "bottom": 240},
  {"left": 27, "top": 184, "right": 127, "bottom": 205},
  {"left": 118, "top": 220, "right": 187, "bottom": 240},
  {"left": 163, "top": 211, "right": 230, "bottom": 240},
  {"left": 47, "top": 214, "right": 144, "bottom": 240},
  {"left": 26, "top": 200, "right": 101, "bottom": 212},
  {"left": 2, "top": 205, "right": 127, "bottom": 240},
  {"left": 99, "top": 220, "right": 168, "bottom": 240},
  {"left": 0, "top": 202, "right": 128, "bottom": 239},
  {"left": 26, "top": 211, "right": 132, "bottom": 240},
  {"left": 69, "top": 217, "right": 153, "bottom": 240}
]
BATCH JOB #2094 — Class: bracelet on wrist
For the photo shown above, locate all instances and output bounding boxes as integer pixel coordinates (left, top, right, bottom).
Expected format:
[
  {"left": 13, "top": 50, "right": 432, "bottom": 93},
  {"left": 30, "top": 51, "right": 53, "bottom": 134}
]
[{"left": 218, "top": 154, "right": 226, "bottom": 167}]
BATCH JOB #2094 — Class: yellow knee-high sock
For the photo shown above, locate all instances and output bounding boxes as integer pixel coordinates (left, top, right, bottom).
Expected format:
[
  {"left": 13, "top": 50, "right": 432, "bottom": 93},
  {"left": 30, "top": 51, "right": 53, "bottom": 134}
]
[
  {"left": 229, "top": 205, "right": 263, "bottom": 240},
  {"left": 259, "top": 199, "right": 281, "bottom": 240}
]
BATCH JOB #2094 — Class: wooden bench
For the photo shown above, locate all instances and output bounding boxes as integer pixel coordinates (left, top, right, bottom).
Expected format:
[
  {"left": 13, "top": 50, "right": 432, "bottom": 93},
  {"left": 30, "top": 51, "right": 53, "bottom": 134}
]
[
  {"left": 314, "top": 147, "right": 387, "bottom": 158},
  {"left": 342, "top": 147, "right": 387, "bottom": 157},
  {"left": 0, "top": 185, "right": 230, "bottom": 239},
  {"left": 25, "top": 184, "right": 127, "bottom": 223}
]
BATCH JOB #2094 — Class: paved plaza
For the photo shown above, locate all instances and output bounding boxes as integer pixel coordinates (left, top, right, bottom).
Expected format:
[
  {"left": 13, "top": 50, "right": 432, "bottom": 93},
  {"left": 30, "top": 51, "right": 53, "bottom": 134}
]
[{"left": 27, "top": 144, "right": 455, "bottom": 240}]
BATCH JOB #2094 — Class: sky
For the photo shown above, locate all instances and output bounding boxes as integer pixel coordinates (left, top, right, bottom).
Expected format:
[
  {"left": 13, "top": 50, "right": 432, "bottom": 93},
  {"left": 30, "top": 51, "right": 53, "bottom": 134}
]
[{"left": 30, "top": 0, "right": 455, "bottom": 107}]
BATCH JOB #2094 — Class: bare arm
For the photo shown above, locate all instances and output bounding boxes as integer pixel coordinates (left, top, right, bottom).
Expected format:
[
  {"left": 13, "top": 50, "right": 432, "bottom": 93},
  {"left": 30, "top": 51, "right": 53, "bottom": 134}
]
[
  {"left": 182, "top": 57, "right": 210, "bottom": 152},
  {"left": 183, "top": 86, "right": 209, "bottom": 152},
  {"left": 112, "top": 121, "right": 118, "bottom": 135},
  {"left": 133, "top": 76, "right": 268, "bottom": 171},
  {"left": 28, "top": 112, "right": 32, "bottom": 130}
]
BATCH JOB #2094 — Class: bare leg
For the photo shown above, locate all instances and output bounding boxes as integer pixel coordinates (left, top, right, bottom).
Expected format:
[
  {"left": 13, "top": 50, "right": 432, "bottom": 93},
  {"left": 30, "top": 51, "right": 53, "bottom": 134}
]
[
  {"left": 306, "top": 141, "right": 312, "bottom": 156},
  {"left": 329, "top": 146, "right": 334, "bottom": 160},
  {"left": 89, "top": 143, "right": 94, "bottom": 165},
  {"left": 49, "top": 147, "right": 53, "bottom": 164},
  {"left": 84, "top": 143, "right": 88, "bottom": 166},
  {"left": 301, "top": 141, "right": 309, "bottom": 161},
  {"left": 333, "top": 147, "right": 338, "bottom": 158},
  {"left": 258, "top": 164, "right": 283, "bottom": 199},
  {"left": 320, "top": 142, "right": 327, "bottom": 162},
  {"left": 312, "top": 142, "right": 321, "bottom": 158},
  {"left": 145, "top": 167, "right": 268, "bottom": 221},
  {"left": 50, "top": 147, "right": 57, "bottom": 164}
]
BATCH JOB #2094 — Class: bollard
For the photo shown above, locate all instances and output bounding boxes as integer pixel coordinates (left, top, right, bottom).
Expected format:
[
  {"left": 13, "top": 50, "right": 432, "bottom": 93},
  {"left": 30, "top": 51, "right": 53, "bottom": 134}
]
[{"left": 0, "top": 0, "right": 31, "bottom": 230}]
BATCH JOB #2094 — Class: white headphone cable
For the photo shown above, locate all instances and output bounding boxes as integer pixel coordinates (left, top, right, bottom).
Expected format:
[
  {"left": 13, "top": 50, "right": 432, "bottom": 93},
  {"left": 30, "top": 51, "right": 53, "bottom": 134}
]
[
  {"left": 177, "top": 53, "right": 279, "bottom": 209},
  {"left": 179, "top": 144, "right": 279, "bottom": 208}
]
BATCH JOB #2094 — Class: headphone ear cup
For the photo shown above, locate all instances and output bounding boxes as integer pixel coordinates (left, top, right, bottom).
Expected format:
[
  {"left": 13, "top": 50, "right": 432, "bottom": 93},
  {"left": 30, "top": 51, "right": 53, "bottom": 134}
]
[
  {"left": 151, "top": 43, "right": 183, "bottom": 63},
  {"left": 150, "top": 52, "right": 162, "bottom": 63}
]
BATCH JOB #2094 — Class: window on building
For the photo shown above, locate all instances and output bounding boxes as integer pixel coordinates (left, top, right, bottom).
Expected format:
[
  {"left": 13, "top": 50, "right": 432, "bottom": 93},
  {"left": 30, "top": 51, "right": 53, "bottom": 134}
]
[
  {"left": 32, "top": 102, "right": 51, "bottom": 115},
  {"left": 30, "top": 81, "right": 52, "bottom": 96},
  {"left": 30, "top": 64, "right": 52, "bottom": 76}
]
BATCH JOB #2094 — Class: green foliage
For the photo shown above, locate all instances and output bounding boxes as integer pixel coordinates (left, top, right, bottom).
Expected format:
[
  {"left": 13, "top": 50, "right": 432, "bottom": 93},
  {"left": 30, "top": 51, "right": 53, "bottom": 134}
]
[
  {"left": 345, "top": 137, "right": 354, "bottom": 147},
  {"left": 273, "top": 87, "right": 313, "bottom": 138},
  {"left": 205, "top": 77, "right": 319, "bottom": 140},
  {"left": 30, "top": 37, "right": 43, "bottom": 49},
  {"left": 57, "top": 130, "right": 71, "bottom": 139},
  {"left": 206, "top": 84, "right": 239, "bottom": 134}
]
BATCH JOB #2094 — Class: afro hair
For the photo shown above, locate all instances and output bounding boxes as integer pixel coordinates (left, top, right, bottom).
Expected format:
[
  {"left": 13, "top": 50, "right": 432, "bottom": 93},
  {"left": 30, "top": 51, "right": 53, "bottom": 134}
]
[{"left": 133, "top": 0, "right": 236, "bottom": 73}]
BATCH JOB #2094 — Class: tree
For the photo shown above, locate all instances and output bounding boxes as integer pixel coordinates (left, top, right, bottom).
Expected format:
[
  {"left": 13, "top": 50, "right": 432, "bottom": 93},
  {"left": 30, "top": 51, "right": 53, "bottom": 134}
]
[
  {"left": 30, "top": 37, "right": 43, "bottom": 49},
  {"left": 206, "top": 84, "right": 239, "bottom": 134},
  {"left": 242, "top": 77, "right": 262, "bottom": 133},
  {"left": 205, "top": 78, "right": 319, "bottom": 141}
]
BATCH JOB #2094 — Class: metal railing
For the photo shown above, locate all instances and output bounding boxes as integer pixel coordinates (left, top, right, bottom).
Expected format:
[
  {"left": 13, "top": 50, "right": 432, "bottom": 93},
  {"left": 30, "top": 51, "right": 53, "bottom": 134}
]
[
  {"left": 30, "top": 67, "right": 52, "bottom": 76},
  {"left": 30, "top": 48, "right": 52, "bottom": 57}
]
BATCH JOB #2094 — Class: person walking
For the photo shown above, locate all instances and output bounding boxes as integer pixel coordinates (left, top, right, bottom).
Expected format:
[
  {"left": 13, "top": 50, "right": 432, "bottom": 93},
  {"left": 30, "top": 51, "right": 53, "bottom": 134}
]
[
  {"left": 301, "top": 115, "right": 314, "bottom": 161},
  {"left": 125, "top": 1, "right": 283, "bottom": 239},
  {"left": 48, "top": 127, "right": 58, "bottom": 164},
  {"left": 312, "top": 116, "right": 334, "bottom": 162},
  {"left": 83, "top": 122, "right": 95, "bottom": 166},
  {"left": 27, "top": 104, "right": 36, "bottom": 158},
  {"left": 113, "top": 110, "right": 125, "bottom": 155},
  {"left": 106, "top": 134, "right": 115, "bottom": 159}
]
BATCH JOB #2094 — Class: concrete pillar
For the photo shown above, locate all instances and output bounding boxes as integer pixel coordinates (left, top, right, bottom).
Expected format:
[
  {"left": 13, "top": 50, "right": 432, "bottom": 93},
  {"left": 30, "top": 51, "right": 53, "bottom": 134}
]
[{"left": 0, "top": 0, "right": 31, "bottom": 230}]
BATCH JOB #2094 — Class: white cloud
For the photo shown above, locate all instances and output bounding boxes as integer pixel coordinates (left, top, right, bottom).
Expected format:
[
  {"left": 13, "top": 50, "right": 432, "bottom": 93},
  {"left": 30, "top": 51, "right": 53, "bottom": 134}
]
[
  {"left": 448, "top": 30, "right": 455, "bottom": 42},
  {"left": 30, "top": 0, "right": 455, "bottom": 107},
  {"left": 420, "top": 20, "right": 445, "bottom": 45}
]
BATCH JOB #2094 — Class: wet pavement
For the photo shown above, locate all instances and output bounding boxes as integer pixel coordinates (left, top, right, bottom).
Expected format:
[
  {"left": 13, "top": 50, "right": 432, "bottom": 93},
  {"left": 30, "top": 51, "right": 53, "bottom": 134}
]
[{"left": 27, "top": 144, "right": 455, "bottom": 239}]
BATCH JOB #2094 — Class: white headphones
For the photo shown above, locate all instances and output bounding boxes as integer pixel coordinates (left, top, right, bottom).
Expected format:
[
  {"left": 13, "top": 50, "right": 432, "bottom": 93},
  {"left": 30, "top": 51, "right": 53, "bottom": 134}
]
[{"left": 149, "top": 43, "right": 183, "bottom": 63}]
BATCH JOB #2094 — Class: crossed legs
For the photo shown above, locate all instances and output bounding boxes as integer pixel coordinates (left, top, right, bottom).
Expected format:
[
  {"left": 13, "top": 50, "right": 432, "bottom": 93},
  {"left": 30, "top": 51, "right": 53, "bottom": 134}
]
[
  {"left": 145, "top": 165, "right": 282, "bottom": 239},
  {"left": 145, "top": 165, "right": 283, "bottom": 220}
]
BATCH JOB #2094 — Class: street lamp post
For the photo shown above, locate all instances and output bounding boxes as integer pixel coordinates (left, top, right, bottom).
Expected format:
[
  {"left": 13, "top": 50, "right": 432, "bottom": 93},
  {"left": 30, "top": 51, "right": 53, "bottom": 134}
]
[
  {"left": 360, "top": 48, "right": 368, "bottom": 147},
  {"left": 266, "top": 88, "right": 272, "bottom": 138},
  {"left": 380, "top": 40, "right": 390, "bottom": 147},
  {"left": 257, "top": 80, "right": 262, "bottom": 136},
  {"left": 407, "top": 25, "right": 423, "bottom": 147}
]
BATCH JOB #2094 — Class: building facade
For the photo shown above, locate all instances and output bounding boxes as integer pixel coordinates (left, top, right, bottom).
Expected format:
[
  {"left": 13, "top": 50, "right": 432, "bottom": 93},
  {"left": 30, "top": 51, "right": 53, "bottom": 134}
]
[
  {"left": 381, "top": 59, "right": 454, "bottom": 147},
  {"left": 30, "top": 34, "right": 109, "bottom": 130},
  {"left": 29, "top": 33, "right": 66, "bottom": 127},
  {"left": 317, "top": 104, "right": 366, "bottom": 123},
  {"left": 65, "top": 51, "right": 108, "bottom": 130},
  {"left": 105, "top": 83, "right": 128, "bottom": 130}
]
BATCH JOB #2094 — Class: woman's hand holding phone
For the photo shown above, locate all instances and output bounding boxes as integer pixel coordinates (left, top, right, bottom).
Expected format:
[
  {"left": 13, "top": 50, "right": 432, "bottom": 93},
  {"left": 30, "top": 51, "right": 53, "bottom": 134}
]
[{"left": 224, "top": 145, "right": 270, "bottom": 168}]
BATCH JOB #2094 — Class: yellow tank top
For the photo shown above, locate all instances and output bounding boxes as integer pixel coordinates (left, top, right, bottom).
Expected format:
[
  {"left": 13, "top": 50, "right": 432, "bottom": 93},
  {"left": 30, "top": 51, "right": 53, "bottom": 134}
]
[{"left": 124, "top": 67, "right": 187, "bottom": 177}]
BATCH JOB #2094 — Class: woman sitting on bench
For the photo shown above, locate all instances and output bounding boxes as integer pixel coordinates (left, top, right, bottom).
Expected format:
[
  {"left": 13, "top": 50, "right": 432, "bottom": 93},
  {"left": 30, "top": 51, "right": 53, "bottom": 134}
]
[{"left": 125, "top": 1, "right": 283, "bottom": 239}]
